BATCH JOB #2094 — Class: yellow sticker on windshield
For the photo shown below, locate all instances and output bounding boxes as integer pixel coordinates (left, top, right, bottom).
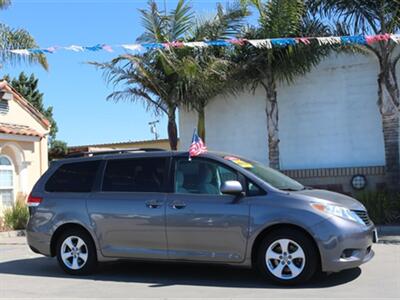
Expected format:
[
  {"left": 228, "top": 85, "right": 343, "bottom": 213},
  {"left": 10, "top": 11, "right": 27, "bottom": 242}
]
[{"left": 224, "top": 156, "right": 253, "bottom": 168}]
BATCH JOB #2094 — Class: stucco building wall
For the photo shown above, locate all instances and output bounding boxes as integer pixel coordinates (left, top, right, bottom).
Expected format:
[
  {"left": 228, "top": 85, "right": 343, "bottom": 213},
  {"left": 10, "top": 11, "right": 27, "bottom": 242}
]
[
  {"left": 0, "top": 82, "right": 49, "bottom": 215},
  {"left": 179, "top": 53, "right": 394, "bottom": 193}
]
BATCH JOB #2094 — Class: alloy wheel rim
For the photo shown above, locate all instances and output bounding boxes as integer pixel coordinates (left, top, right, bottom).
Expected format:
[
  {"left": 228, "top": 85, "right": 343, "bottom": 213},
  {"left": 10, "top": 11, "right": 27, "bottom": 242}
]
[
  {"left": 265, "top": 238, "right": 305, "bottom": 280},
  {"left": 61, "top": 236, "right": 88, "bottom": 270}
]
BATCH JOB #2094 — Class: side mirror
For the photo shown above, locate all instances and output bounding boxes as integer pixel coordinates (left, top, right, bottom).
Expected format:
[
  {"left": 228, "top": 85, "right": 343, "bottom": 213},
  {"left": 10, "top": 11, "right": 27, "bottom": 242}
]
[{"left": 220, "top": 180, "right": 243, "bottom": 195}]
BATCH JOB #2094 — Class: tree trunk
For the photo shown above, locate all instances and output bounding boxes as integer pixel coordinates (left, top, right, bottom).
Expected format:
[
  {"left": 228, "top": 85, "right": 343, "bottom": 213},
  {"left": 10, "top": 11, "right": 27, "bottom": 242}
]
[
  {"left": 262, "top": 80, "right": 280, "bottom": 170},
  {"left": 378, "top": 66, "right": 400, "bottom": 190},
  {"left": 197, "top": 106, "right": 206, "bottom": 142},
  {"left": 167, "top": 106, "right": 178, "bottom": 150}
]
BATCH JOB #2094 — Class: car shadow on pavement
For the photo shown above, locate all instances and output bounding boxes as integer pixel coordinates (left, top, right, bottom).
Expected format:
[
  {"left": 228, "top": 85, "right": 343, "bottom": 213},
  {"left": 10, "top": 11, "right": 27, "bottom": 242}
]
[{"left": 0, "top": 257, "right": 361, "bottom": 289}]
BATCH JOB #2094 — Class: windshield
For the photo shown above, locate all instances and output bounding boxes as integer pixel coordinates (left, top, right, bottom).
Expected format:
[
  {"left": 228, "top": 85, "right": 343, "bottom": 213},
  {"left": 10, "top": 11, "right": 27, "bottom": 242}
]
[{"left": 221, "top": 154, "right": 305, "bottom": 191}]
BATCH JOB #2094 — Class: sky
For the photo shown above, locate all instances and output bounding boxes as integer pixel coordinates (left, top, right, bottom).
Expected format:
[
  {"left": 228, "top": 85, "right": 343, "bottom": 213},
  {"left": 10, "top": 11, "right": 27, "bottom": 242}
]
[{"left": 1, "top": 0, "right": 247, "bottom": 146}]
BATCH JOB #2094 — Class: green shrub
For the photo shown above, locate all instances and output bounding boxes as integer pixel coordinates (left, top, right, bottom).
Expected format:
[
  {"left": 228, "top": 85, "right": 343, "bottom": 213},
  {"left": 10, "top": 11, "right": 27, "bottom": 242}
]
[
  {"left": 356, "top": 191, "right": 400, "bottom": 225},
  {"left": 3, "top": 200, "right": 29, "bottom": 230}
]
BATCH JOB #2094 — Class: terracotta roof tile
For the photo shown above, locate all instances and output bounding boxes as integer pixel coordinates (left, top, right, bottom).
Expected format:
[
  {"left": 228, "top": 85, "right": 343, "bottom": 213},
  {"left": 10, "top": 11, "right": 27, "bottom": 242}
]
[{"left": 0, "top": 122, "right": 43, "bottom": 138}]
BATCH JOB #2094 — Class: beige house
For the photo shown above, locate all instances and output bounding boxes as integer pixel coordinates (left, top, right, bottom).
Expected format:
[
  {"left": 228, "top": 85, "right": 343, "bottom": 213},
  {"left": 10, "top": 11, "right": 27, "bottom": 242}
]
[{"left": 0, "top": 81, "right": 50, "bottom": 214}]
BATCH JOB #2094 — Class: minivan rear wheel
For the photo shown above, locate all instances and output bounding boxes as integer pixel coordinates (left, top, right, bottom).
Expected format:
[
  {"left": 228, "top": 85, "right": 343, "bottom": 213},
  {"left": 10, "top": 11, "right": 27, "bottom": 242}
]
[
  {"left": 56, "top": 229, "right": 97, "bottom": 275},
  {"left": 255, "top": 228, "right": 318, "bottom": 285}
]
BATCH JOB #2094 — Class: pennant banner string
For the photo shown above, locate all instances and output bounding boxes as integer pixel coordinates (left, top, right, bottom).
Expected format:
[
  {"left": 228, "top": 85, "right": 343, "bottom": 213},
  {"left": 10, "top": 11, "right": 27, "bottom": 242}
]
[{"left": 4, "top": 34, "right": 400, "bottom": 56}]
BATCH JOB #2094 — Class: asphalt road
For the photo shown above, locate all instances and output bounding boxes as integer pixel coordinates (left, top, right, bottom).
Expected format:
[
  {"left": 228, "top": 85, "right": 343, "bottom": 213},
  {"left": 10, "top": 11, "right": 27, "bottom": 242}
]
[{"left": 0, "top": 237, "right": 399, "bottom": 299}]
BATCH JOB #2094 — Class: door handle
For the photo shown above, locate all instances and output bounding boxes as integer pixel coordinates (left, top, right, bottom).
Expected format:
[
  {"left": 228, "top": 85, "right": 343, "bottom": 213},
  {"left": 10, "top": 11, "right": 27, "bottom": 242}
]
[
  {"left": 170, "top": 201, "right": 186, "bottom": 210},
  {"left": 145, "top": 200, "right": 162, "bottom": 209}
]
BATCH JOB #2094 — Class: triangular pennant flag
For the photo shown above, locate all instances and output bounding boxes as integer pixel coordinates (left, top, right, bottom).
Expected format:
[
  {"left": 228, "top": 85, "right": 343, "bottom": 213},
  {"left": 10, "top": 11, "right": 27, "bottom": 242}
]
[
  {"left": 341, "top": 35, "right": 366, "bottom": 45},
  {"left": 296, "top": 37, "right": 311, "bottom": 45},
  {"left": 271, "top": 38, "right": 296, "bottom": 47},
  {"left": 206, "top": 40, "right": 231, "bottom": 46},
  {"left": 121, "top": 44, "right": 144, "bottom": 52},
  {"left": 102, "top": 44, "right": 113, "bottom": 52},
  {"left": 366, "top": 34, "right": 391, "bottom": 44},
  {"left": 65, "top": 45, "right": 84, "bottom": 52},
  {"left": 248, "top": 39, "right": 272, "bottom": 48},
  {"left": 228, "top": 38, "right": 247, "bottom": 46},
  {"left": 184, "top": 41, "right": 209, "bottom": 48},
  {"left": 10, "top": 49, "right": 30, "bottom": 55},
  {"left": 84, "top": 44, "right": 103, "bottom": 51},
  {"left": 142, "top": 43, "right": 165, "bottom": 50},
  {"left": 316, "top": 37, "right": 341, "bottom": 45},
  {"left": 390, "top": 34, "right": 400, "bottom": 44}
]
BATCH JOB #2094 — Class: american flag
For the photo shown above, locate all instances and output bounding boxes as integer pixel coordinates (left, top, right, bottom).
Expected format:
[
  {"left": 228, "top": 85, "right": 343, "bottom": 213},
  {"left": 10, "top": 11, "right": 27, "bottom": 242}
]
[{"left": 189, "top": 129, "right": 207, "bottom": 157}]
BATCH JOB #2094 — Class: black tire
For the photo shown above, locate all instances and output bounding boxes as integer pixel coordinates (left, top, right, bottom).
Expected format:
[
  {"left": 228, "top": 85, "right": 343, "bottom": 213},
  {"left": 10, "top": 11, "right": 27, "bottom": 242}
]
[
  {"left": 56, "top": 228, "right": 97, "bottom": 275},
  {"left": 255, "top": 228, "right": 319, "bottom": 285}
]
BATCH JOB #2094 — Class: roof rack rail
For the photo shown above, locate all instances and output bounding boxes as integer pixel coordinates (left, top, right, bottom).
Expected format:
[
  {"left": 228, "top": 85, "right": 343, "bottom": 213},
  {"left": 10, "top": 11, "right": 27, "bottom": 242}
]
[{"left": 66, "top": 148, "right": 166, "bottom": 158}]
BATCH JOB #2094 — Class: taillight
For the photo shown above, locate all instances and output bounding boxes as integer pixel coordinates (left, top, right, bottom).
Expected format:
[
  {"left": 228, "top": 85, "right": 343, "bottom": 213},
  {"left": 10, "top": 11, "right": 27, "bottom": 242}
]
[{"left": 27, "top": 194, "right": 42, "bottom": 207}]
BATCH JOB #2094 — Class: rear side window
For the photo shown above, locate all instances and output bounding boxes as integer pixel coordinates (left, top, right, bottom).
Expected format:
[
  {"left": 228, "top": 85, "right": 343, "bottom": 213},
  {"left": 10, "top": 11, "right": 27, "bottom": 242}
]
[
  {"left": 45, "top": 161, "right": 100, "bottom": 193},
  {"left": 102, "top": 158, "right": 166, "bottom": 192}
]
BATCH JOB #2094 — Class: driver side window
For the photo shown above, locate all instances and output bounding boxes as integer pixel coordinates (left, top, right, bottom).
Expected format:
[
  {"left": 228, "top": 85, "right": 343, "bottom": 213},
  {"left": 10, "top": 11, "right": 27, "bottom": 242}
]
[{"left": 174, "top": 159, "right": 238, "bottom": 195}]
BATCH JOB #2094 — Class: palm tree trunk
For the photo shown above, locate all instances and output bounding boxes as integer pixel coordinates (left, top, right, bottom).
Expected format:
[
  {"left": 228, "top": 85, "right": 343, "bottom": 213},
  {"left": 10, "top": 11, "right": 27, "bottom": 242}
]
[
  {"left": 167, "top": 106, "right": 178, "bottom": 150},
  {"left": 197, "top": 106, "right": 206, "bottom": 142},
  {"left": 262, "top": 80, "right": 280, "bottom": 170},
  {"left": 378, "top": 66, "right": 400, "bottom": 190}
]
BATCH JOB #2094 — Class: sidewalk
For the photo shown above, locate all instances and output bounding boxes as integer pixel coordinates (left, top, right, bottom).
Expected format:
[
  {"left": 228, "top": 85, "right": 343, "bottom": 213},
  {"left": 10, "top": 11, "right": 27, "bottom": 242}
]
[{"left": 0, "top": 230, "right": 25, "bottom": 238}]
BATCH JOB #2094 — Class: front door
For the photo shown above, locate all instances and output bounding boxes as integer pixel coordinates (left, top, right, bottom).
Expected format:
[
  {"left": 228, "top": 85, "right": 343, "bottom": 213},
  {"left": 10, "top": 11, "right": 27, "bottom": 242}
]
[
  {"left": 166, "top": 157, "right": 250, "bottom": 263},
  {"left": 87, "top": 156, "right": 168, "bottom": 259}
]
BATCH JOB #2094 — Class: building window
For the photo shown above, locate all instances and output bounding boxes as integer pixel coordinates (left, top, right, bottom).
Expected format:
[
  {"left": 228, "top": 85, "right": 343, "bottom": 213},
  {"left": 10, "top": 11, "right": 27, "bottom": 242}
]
[{"left": 0, "top": 155, "right": 14, "bottom": 207}]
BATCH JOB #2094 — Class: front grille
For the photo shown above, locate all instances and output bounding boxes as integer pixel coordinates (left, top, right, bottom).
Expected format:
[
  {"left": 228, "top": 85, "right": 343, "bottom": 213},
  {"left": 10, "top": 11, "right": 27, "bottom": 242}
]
[{"left": 352, "top": 210, "right": 372, "bottom": 226}]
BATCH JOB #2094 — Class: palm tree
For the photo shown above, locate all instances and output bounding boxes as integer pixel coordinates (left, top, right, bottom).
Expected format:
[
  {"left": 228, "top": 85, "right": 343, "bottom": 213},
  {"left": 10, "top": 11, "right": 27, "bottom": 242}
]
[
  {"left": 310, "top": 0, "right": 400, "bottom": 190},
  {"left": 180, "top": 2, "right": 247, "bottom": 141},
  {"left": 93, "top": 0, "right": 247, "bottom": 149},
  {"left": 231, "top": 0, "right": 331, "bottom": 169},
  {"left": 93, "top": 0, "right": 193, "bottom": 150},
  {"left": 0, "top": 1, "right": 47, "bottom": 69},
  {"left": 176, "top": 53, "right": 233, "bottom": 141}
]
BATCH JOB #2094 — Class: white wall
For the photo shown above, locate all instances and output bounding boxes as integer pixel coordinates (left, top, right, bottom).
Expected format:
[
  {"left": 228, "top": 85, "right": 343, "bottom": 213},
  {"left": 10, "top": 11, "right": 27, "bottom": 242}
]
[{"left": 179, "top": 53, "right": 388, "bottom": 170}]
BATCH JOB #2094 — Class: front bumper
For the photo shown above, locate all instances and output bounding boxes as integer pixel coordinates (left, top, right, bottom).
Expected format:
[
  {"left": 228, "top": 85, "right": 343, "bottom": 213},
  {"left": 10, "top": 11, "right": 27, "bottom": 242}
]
[{"left": 311, "top": 217, "right": 375, "bottom": 272}]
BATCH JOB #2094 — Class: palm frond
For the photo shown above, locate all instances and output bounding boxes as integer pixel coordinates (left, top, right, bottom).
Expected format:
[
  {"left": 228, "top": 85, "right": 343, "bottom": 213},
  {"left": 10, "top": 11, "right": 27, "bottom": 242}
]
[
  {"left": 264, "top": 0, "right": 305, "bottom": 37},
  {"left": 0, "top": 23, "right": 48, "bottom": 70},
  {"left": 89, "top": 52, "right": 179, "bottom": 115},
  {"left": 0, "top": 0, "right": 10, "bottom": 9},
  {"left": 168, "top": 0, "right": 194, "bottom": 41},
  {"left": 92, "top": 1, "right": 248, "bottom": 121},
  {"left": 137, "top": 0, "right": 194, "bottom": 43},
  {"left": 308, "top": 0, "right": 400, "bottom": 35},
  {"left": 230, "top": 1, "right": 334, "bottom": 92},
  {"left": 190, "top": 1, "right": 249, "bottom": 40},
  {"left": 137, "top": 0, "right": 168, "bottom": 43}
]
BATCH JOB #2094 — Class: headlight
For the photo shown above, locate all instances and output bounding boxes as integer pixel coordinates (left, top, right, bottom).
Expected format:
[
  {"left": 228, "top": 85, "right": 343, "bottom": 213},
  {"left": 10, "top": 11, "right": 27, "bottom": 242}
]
[{"left": 311, "top": 203, "right": 364, "bottom": 225}]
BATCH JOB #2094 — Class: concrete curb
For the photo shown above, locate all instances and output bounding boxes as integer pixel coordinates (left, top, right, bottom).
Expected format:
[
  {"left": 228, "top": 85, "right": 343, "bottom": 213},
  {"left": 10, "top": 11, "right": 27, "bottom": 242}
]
[{"left": 0, "top": 230, "right": 25, "bottom": 238}]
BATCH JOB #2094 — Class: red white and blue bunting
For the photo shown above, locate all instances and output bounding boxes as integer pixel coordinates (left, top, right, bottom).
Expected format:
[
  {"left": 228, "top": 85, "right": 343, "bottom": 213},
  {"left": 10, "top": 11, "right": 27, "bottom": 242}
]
[{"left": 6, "top": 34, "right": 400, "bottom": 56}]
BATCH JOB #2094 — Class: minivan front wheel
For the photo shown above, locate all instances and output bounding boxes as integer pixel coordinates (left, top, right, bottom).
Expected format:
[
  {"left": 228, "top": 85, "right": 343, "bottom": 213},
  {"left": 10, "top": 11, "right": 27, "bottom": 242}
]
[
  {"left": 56, "top": 229, "right": 97, "bottom": 275},
  {"left": 256, "top": 228, "right": 318, "bottom": 285}
]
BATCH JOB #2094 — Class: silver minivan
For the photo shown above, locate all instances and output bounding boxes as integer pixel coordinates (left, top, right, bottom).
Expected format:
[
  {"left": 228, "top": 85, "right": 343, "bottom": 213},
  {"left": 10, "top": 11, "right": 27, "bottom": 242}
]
[{"left": 26, "top": 149, "right": 376, "bottom": 285}]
